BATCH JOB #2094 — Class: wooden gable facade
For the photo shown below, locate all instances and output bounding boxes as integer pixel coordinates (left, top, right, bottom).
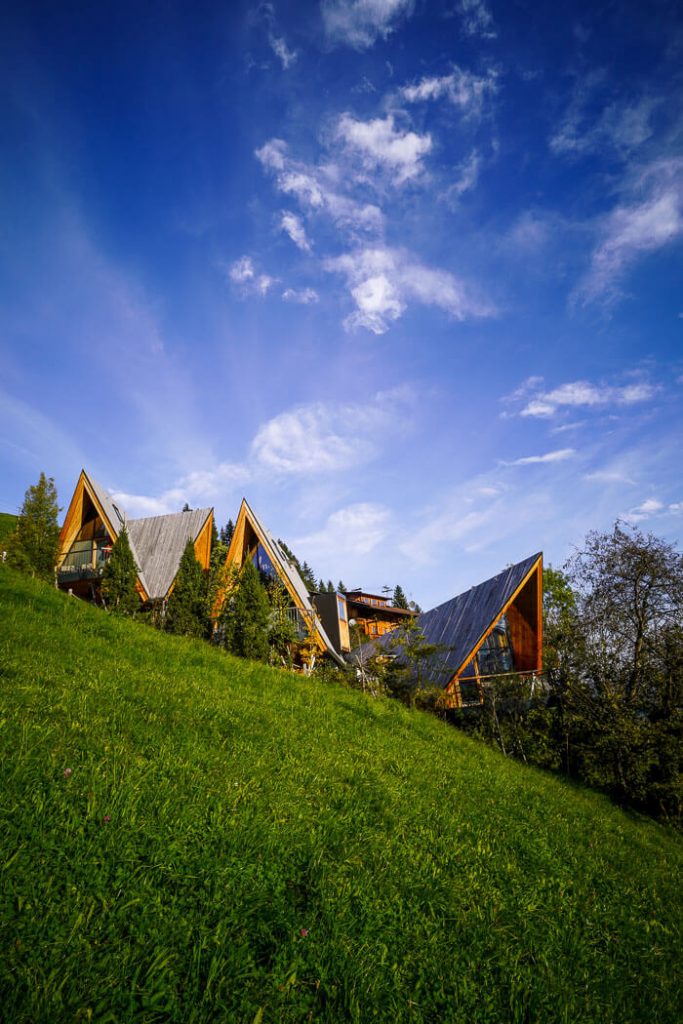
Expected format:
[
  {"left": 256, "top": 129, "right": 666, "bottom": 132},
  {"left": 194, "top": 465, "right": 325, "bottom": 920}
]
[
  {"left": 57, "top": 469, "right": 213, "bottom": 605},
  {"left": 354, "top": 553, "right": 543, "bottom": 708},
  {"left": 218, "top": 499, "right": 345, "bottom": 666}
]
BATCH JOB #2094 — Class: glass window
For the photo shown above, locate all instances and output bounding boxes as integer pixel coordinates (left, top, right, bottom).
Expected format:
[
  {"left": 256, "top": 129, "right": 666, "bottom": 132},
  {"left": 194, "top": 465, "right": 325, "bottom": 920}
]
[
  {"left": 337, "top": 596, "right": 347, "bottom": 621},
  {"left": 477, "top": 615, "right": 514, "bottom": 676},
  {"left": 252, "top": 543, "right": 276, "bottom": 579}
]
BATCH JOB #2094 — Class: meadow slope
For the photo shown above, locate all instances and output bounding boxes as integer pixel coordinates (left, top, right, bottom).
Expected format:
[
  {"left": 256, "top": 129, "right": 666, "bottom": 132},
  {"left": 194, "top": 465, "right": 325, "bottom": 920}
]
[{"left": 1, "top": 566, "right": 681, "bottom": 1024}]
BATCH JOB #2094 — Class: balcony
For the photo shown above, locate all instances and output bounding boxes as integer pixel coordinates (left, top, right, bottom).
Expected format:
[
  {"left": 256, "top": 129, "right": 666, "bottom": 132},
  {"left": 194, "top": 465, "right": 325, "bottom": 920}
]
[{"left": 58, "top": 540, "right": 110, "bottom": 583}]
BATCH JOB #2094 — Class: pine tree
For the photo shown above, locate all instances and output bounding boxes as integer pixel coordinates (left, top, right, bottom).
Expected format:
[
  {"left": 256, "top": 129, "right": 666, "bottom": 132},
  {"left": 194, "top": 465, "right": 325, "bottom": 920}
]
[
  {"left": 300, "top": 560, "right": 317, "bottom": 592},
  {"left": 393, "top": 584, "right": 409, "bottom": 609},
  {"left": 267, "top": 578, "right": 298, "bottom": 666},
  {"left": 220, "top": 519, "right": 235, "bottom": 547},
  {"left": 326, "top": 579, "right": 336, "bottom": 593},
  {"left": 222, "top": 559, "right": 270, "bottom": 662},
  {"left": 165, "top": 539, "right": 207, "bottom": 637},
  {"left": 7, "top": 472, "right": 60, "bottom": 582},
  {"left": 337, "top": 580, "right": 347, "bottom": 594},
  {"left": 100, "top": 526, "right": 139, "bottom": 614}
]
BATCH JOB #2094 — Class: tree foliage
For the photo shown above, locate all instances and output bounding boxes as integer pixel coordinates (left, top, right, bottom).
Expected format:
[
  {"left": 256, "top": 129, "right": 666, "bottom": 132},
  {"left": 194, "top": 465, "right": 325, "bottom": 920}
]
[
  {"left": 392, "top": 584, "right": 409, "bottom": 609},
  {"left": 165, "top": 539, "right": 207, "bottom": 637},
  {"left": 7, "top": 472, "right": 60, "bottom": 582},
  {"left": 221, "top": 559, "right": 270, "bottom": 662},
  {"left": 100, "top": 527, "right": 139, "bottom": 614},
  {"left": 459, "top": 524, "right": 683, "bottom": 824}
]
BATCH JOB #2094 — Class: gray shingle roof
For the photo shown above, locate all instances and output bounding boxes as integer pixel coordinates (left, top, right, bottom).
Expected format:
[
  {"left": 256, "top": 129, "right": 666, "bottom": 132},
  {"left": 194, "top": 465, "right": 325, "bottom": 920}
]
[{"left": 127, "top": 508, "right": 212, "bottom": 601}]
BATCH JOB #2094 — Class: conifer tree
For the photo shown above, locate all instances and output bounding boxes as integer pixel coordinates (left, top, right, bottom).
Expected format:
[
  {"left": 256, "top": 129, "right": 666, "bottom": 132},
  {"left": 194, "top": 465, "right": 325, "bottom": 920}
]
[
  {"left": 393, "top": 584, "right": 409, "bottom": 609},
  {"left": 100, "top": 526, "right": 139, "bottom": 614},
  {"left": 337, "top": 580, "right": 347, "bottom": 593},
  {"left": 326, "top": 579, "right": 335, "bottom": 593},
  {"left": 220, "top": 519, "right": 235, "bottom": 547},
  {"left": 165, "top": 539, "right": 207, "bottom": 637},
  {"left": 222, "top": 559, "right": 270, "bottom": 662},
  {"left": 300, "top": 560, "right": 317, "bottom": 592},
  {"left": 267, "top": 578, "right": 298, "bottom": 666},
  {"left": 7, "top": 472, "right": 60, "bottom": 582}
]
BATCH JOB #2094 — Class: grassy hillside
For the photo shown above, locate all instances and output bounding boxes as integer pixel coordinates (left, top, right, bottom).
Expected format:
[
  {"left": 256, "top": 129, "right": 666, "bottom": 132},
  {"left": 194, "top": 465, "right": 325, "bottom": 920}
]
[
  {"left": 1, "top": 567, "right": 681, "bottom": 1024},
  {"left": 0, "top": 511, "right": 18, "bottom": 546}
]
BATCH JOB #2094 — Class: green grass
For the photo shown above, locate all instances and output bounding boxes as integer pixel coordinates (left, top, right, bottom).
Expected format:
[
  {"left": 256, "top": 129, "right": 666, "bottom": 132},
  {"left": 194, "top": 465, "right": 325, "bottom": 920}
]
[
  {"left": 0, "top": 511, "right": 18, "bottom": 546},
  {"left": 1, "top": 566, "right": 681, "bottom": 1024}
]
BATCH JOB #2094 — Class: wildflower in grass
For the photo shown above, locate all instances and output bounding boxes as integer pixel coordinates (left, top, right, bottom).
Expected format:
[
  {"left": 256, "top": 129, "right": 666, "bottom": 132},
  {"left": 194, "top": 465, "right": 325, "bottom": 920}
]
[
  {"left": 63, "top": 768, "right": 72, "bottom": 778},
  {"left": 299, "top": 928, "right": 309, "bottom": 938},
  {"left": 102, "top": 815, "right": 111, "bottom": 823}
]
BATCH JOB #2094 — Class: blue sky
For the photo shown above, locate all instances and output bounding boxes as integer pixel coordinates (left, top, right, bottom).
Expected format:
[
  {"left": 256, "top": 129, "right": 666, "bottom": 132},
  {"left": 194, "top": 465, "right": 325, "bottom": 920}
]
[{"left": 1, "top": 0, "right": 681, "bottom": 608}]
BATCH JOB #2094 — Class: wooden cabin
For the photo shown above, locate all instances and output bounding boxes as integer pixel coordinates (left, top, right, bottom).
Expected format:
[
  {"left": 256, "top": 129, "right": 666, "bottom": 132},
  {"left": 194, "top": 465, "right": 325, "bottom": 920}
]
[
  {"left": 217, "top": 498, "right": 346, "bottom": 668},
  {"left": 57, "top": 469, "right": 213, "bottom": 607},
  {"left": 342, "top": 589, "right": 416, "bottom": 640},
  {"left": 353, "top": 554, "right": 543, "bottom": 708}
]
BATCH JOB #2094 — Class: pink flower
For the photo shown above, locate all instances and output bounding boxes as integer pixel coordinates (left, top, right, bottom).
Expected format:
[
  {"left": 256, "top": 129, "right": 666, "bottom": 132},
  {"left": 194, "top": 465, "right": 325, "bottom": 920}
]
[
  {"left": 102, "top": 815, "right": 111, "bottom": 824},
  {"left": 299, "top": 928, "right": 309, "bottom": 938},
  {"left": 63, "top": 768, "right": 72, "bottom": 778}
]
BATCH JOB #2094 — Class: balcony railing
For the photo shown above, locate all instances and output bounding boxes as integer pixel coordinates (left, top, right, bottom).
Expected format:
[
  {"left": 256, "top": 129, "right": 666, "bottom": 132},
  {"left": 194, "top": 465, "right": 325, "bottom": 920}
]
[{"left": 58, "top": 540, "right": 110, "bottom": 582}]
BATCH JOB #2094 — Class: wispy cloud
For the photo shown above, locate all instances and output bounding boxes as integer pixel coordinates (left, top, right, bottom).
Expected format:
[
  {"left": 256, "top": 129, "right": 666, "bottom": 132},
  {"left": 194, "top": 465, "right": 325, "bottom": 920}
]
[
  {"left": 401, "top": 67, "right": 497, "bottom": 119},
  {"left": 505, "top": 376, "right": 658, "bottom": 417},
  {"left": 251, "top": 387, "right": 415, "bottom": 474},
  {"left": 575, "top": 160, "right": 683, "bottom": 305},
  {"left": 500, "top": 448, "right": 576, "bottom": 467},
  {"left": 295, "top": 502, "right": 391, "bottom": 560},
  {"left": 456, "top": 0, "right": 496, "bottom": 39},
  {"left": 280, "top": 211, "right": 311, "bottom": 251},
  {"left": 550, "top": 72, "right": 659, "bottom": 159},
  {"left": 282, "top": 287, "right": 319, "bottom": 303},
  {"left": 256, "top": 138, "right": 383, "bottom": 234},
  {"left": 325, "top": 245, "right": 495, "bottom": 333},
  {"left": 228, "top": 255, "right": 277, "bottom": 295},
  {"left": 443, "top": 150, "right": 480, "bottom": 204},
  {"left": 335, "top": 113, "right": 432, "bottom": 184},
  {"left": 321, "top": 0, "right": 415, "bottom": 50},
  {"left": 269, "top": 34, "right": 298, "bottom": 69},
  {"left": 113, "top": 461, "right": 250, "bottom": 517}
]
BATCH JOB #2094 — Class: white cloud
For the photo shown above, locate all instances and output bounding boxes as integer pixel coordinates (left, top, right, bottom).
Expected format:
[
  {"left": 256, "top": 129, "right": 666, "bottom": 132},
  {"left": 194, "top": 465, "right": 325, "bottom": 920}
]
[
  {"left": 228, "top": 255, "right": 277, "bottom": 296},
  {"left": 295, "top": 503, "right": 391, "bottom": 560},
  {"left": 443, "top": 150, "right": 480, "bottom": 203},
  {"left": 576, "top": 160, "right": 683, "bottom": 304},
  {"left": 112, "top": 461, "right": 250, "bottom": 518},
  {"left": 280, "top": 211, "right": 311, "bottom": 251},
  {"left": 326, "top": 246, "right": 495, "bottom": 333},
  {"left": 550, "top": 88, "right": 659, "bottom": 158},
  {"left": 321, "top": 0, "right": 414, "bottom": 50},
  {"left": 501, "top": 448, "right": 576, "bottom": 467},
  {"left": 456, "top": 0, "right": 496, "bottom": 39},
  {"left": 336, "top": 113, "right": 432, "bottom": 184},
  {"left": 401, "top": 67, "right": 497, "bottom": 119},
  {"left": 229, "top": 255, "right": 255, "bottom": 283},
  {"left": 513, "top": 377, "right": 658, "bottom": 417},
  {"left": 622, "top": 497, "right": 665, "bottom": 523},
  {"left": 282, "top": 287, "right": 319, "bottom": 303},
  {"left": 251, "top": 387, "right": 414, "bottom": 474},
  {"left": 269, "top": 34, "right": 298, "bottom": 69},
  {"left": 256, "top": 138, "right": 383, "bottom": 234},
  {"left": 584, "top": 469, "right": 636, "bottom": 485}
]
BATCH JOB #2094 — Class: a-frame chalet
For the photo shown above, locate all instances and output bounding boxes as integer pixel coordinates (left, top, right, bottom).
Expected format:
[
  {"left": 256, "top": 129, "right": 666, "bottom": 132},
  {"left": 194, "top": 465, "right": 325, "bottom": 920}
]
[
  {"left": 218, "top": 498, "right": 345, "bottom": 667},
  {"left": 57, "top": 469, "right": 213, "bottom": 606},
  {"left": 355, "top": 553, "right": 543, "bottom": 708}
]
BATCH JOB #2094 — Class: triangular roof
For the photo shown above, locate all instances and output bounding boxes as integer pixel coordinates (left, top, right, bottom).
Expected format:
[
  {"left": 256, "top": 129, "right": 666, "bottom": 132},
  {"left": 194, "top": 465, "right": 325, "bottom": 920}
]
[
  {"left": 355, "top": 553, "right": 543, "bottom": 689},
  {"left": 127, "top": 507, "right": 213, "bottom": 601},
  {"left": 58, "top": 469, "right": 212, "bottom": 602},
  {"left": 224, "top": 499, "right": 344, "bottom": 665}
]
